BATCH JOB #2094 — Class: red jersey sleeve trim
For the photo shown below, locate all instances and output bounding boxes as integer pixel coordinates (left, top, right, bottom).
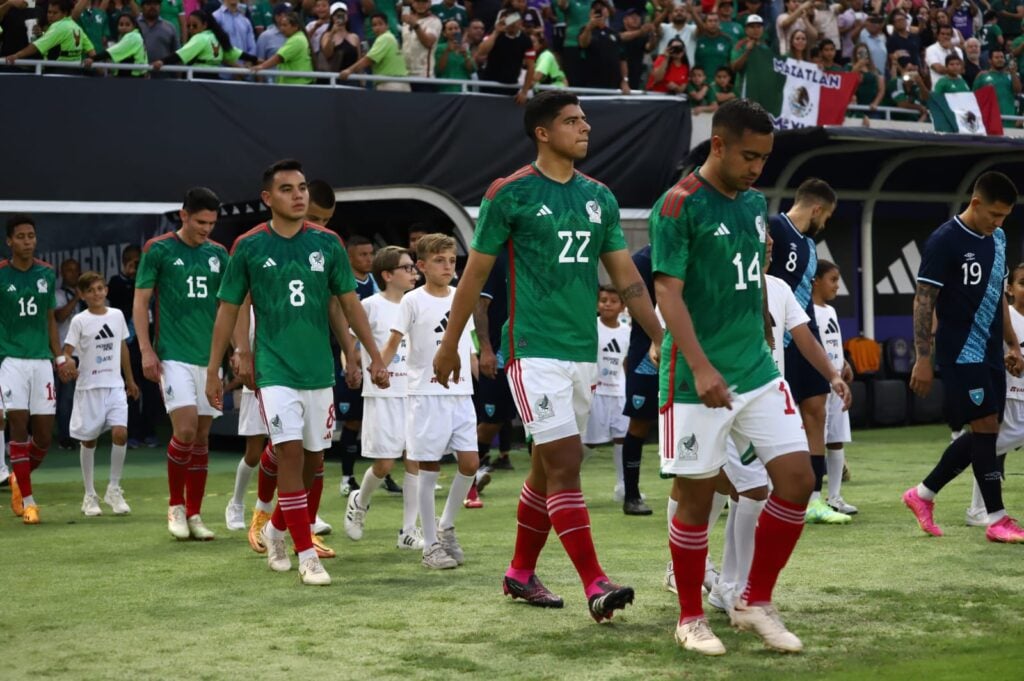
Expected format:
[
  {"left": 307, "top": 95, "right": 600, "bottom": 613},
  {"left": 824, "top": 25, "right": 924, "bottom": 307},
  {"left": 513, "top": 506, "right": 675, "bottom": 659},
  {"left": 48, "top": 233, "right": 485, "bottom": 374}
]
[
  {"left": 484, "top": 165, "right": 538, "bottom": 201},
  {"left": 230, "top": 223, "right": 270, "bottom": 255},
  {"left": 32, "top": 258, "right": 54, "bottom": 270},
  {"left": 660, "top": 174, "right": 702, "bottom": 219},
  {"left": 142, "top": 231, "right": 177, "bottom": 253},
  {"left": 305, "top": 222, "right": 345, "bottom": 247}
]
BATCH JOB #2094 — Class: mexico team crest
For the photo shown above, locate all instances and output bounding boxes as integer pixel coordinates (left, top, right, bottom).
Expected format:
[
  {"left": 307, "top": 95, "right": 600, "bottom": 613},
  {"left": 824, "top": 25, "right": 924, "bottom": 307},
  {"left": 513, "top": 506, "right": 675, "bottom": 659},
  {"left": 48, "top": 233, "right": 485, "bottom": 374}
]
[
  {"left": 37, "top": 278, "right": 48, "bottom": 293},
  {"left": 969, "top": 388, "right": 985, "bottom": 406},
  {"left": 586, "top": 200, "right": 602, "bottom": 224},
  {"left": 309, "top": 251, "right": 325, "bottom": 272},
  {"left": 208, "top": 256, "right": 221, "bottom": 273}
]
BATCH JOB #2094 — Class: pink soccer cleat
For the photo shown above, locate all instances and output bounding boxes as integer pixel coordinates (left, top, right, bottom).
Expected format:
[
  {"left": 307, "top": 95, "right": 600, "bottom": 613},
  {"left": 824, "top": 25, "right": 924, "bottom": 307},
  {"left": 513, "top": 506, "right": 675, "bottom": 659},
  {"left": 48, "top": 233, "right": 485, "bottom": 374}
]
[
  {"left": 985, "top": 516, "right": 1024, "bottom": 543},
  {"left": 902, "top": 487, "right": 943, "bottom": 537}
]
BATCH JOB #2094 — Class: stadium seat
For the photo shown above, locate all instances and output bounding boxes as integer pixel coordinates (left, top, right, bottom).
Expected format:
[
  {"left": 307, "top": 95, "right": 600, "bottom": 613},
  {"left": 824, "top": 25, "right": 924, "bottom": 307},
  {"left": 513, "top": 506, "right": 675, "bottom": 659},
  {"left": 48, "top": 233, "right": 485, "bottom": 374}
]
[
  {"left": 848, "top": 380, "right": 868, "bottom": 428},
  {"left": 884, "top": 338, "right": 915, "bottom": 380},
  {"left": 871, "top": 379, "right": 908, "bottom": 426},
  {"left": 910, "top": 378, "right": 945, "bottom": 424},
  {"left": 846, "top": 336, "right": 881, "bottom": 379}
]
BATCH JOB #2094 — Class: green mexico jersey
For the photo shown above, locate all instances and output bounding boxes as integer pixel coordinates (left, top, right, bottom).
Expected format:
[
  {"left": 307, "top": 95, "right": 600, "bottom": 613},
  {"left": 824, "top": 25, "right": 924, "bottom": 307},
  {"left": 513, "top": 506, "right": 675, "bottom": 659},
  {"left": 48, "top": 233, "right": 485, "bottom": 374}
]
[
  {"left": 218, "top": 222, "right": 356, "bottom": 390},
  {"left": 473, "top": 163, "right": 628, "bottom": 363},
  {"left": 974, "top": 70, "right": 1018, "bottom": 117},
  {"left": 0, "top": 259, "right": 56, "bottom": 359},
  {"left": 650, "top": 169, "right": 778, "bottom": 405},
  {"left": 136, "top": 232, "right": 228, "bottom": 366}
]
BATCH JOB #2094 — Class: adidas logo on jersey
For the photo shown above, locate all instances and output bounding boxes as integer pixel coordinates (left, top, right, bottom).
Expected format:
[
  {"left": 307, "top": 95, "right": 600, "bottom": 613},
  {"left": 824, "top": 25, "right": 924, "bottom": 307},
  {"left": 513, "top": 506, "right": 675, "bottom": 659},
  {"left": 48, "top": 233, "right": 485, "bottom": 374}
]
[
  {"left": 263, "top": 258, "right": 277, "bottom": 268},
  {"left": 94, "top": 324, "right": 116, "bottom": 340},
  {"left": 5, "top": 285, "right": 15, "bottom": 292},
  {"left": 876, "top": 241, "right": 921, "bottom": 295},
  {"left": 713, "top": 223, "right": 731, "bottom": 237},
  {"left": 434, "top": 310, "right": 451, "bottom": 333},
  {"left": 536, "top": 205, "right": 553, "bottom": 217},
  {"left": 824, "top": 319, "right": 840, "bottom": 335},
  {"left": 603, "top": 338, "right": 622, "bottom": 353},
  {"left": 173, "top": 258, "right": 185, "bottom": 266}
]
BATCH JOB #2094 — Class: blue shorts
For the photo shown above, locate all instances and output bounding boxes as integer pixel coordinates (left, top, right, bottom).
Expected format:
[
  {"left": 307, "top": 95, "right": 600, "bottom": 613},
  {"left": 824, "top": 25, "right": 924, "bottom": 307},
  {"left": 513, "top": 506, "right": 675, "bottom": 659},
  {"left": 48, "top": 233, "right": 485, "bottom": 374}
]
[
  {"left": 940, "top": 362, "right": 1005, "bottom": 431},
  {"left": 333, "top": 379, "right": 364, "bottom": 422},
  {"left": 474, "top": 368, "right": 515, "bottom": 424},
  {"left": 623, "top": 370, "right": 658, "bottom": 421},
  {"left": 784, "top": 341, "right": 831, "bottom": 403}
]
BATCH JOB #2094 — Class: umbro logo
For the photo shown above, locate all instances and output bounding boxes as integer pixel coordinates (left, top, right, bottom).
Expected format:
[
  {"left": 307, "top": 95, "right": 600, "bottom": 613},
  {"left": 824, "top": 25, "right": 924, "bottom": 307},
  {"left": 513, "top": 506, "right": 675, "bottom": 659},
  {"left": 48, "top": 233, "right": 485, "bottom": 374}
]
[
  {"left": 173, "top": 258, "right": 185, "bottom": 266},
  {"left": 6, "top": 285, "right": 15, "bottom": 292},
  {"left": 536, "top": 205, "right": 553, "bottom": 217},
  {"left": 94, "top": 324, "right": 115, "bottom": 340},
  {"left": 603, "top": 339, "right": 622, "bottom": 353},
  {"left": 263, "top": 258, "right": 277, "bottom": 268},
  {"left": 434, "top": 310, "right": 451, "bottom": 333},
  {"left": 713, "top": 223, "right": 731, "bottom": 237},
  {"left": 824, "top": 319, "right": 840, "bottom": 335}
]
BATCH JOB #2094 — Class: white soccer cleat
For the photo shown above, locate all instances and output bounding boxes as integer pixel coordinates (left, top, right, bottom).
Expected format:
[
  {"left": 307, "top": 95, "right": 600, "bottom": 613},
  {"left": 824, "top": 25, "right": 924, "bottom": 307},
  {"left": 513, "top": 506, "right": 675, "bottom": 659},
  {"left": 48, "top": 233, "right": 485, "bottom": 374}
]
[
  {"left": 827, "top": 496, "right": 859, "bottom": 515},
  {"left": 396, "top": 527, "right": 425, "bottom": 551},
  {"left": 613, "top": 483, "right": 625, "bottom": 503},
  {"left": 663, "top": 560, "right": 677, "bottom": 594},
  {"left": 438, "top": 525, "right": 464, "bottom": 565},
  {"left": 261, "top": 522, "right": 292, "bottom": 572},
  {"left": 187, "top": 514, "right": 216, "bottom": 541},
  {"left": 312, "top": 514, "right": 333, "bottom": 536},
  {"left": 298, "top": 556, "right": 332, "bottom": 586},
  {"left": 708, "top": 582, "right": 736, "bottom": 613},
  {"left": 225, "top": 501, "right": 246, "bottom": 530},
  {"left": 730, "top": 599, "right": 803, "bottom": 653},
  {"left": 104, "top": 486, "right": 131, "bottom": 515},
  {"left": 344, "top": 490, "right": 367, "bottom": 541},
  {"left": 422, "top": 542, "right": 458, "bottom": 569},
  {"left": 675, "top": 617, "right": 727, "bottom": 656},
  {"left": 168, "top": 505, "right": 190, "bottom": 539},
  {"left": 703, "top": 556, "right": 720, "bottom": 594},
  {"left": 81, "top": 493, "right": 102, "bottom": 517},
  {"left": 965, "top": 506, "right": 990, "bottom": 527}
]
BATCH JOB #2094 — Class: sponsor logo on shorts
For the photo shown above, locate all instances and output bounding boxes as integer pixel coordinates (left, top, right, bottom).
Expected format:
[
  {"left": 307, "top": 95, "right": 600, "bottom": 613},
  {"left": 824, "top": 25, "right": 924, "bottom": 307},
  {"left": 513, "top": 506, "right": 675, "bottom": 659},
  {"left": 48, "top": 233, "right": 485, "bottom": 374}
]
[
  {"left": 484, "top": 403, "right": 496, "bottom": 417},
  {"left": 338, "top": 402, "right": 350, "bottom": 415},
  {"left": 309, "top": 251, "right": 325, "bottom": 272},
  {"left": 535, "top": 395, "right": 554, "bottom": 421},
  {"left": 208, "top": 256, "right": 221, "bottom": 273},
  {"left": 270, "top": 415, "right": 283, "bottom": 434},
  {"left": 677, "top": 433, "right": 698, "bottom": 461},
  {"left": 740, "top": 442, "right": 757, "bottom": 465},
  {"left": 631, "top": 394, "right": 645, "bottom": 410},
  {"left": 969, "top": 388, "right": 985, "bottom": 406}
]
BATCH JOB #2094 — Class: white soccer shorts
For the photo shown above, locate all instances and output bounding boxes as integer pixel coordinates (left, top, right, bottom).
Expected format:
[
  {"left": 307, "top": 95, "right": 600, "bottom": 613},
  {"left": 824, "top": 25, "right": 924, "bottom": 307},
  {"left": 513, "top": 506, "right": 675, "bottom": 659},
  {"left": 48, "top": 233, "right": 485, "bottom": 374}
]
[
  {"left": 659, "top": 379, "right": 808, "bottom": 479},
  {"left": 0, "top": 358, "right": 57, "bottom": 415},
  {"left": 238, "top": 390, "right": 267, "bottom": 438},
  {"left": 406, "top": 394, "right": 477, "bottom": 462},
  {"left": 824, "top": 390, "right": 852, "bottom": 445},
  {"left": 506, "top": 358, "right": 596, "bottom": 445},
  {"left": 160, "top": 360, "right": 222, "bottom": 417},
  {"left": 257, "top": 386, "right": 334, "bottom": 452},
  {"left": 69, "top": 387, "right": 128, "bottom": 441},
  {"left": 363, "top": 396, "right": 407, "bottom": 459},
  {"left": 723, "top": 436, "right": 770, "bottom": 494},
  {"left": 997, "top": 399, "right": 1024, "bottom": 455},
  {"left": 583, "top": 393, "right": 629, "bottom": 444}
]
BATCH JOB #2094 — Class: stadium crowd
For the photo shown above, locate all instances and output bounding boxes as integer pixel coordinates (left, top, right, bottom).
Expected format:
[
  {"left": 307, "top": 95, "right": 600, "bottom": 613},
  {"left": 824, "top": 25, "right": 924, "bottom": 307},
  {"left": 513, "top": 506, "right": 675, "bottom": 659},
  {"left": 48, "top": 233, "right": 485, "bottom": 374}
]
[{"left": 1, "top": 0, "right": 1022, "bottom": 119}]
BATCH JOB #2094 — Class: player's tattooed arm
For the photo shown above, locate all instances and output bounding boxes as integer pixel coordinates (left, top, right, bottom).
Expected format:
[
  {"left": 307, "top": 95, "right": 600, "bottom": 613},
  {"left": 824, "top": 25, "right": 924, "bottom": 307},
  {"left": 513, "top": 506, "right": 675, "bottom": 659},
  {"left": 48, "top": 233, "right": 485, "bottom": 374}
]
[
  {"left": 603, "top": 249, "right": 663, "bottom": 347},
  {"left": 617, "top": 281, "right": 646, "bottom": 302},
  {"left": 474, "top": 297, "right": 498, "bottom": 380},
  {"left": 912, "top": 283, "right": 939, "bottom": 359}
]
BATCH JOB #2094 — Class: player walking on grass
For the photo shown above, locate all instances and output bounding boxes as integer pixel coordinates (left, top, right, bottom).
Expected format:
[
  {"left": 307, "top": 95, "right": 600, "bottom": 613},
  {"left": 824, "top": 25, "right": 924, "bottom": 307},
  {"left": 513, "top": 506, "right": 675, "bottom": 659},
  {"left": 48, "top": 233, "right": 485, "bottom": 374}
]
[
  {"left": 60, "top": 272, "right": 139, "bottom": 517},
  {"left": 653, "top": 99, "right": 849, "bottom": 656},
  {"left": 433, "top": 90, "right": 663, "bottom": 620},
  {"left": 903, "top": 171, "right": 1024, "bottom": 544},
  {"left": 206, "top": 159, "right": 390, "bottom": 586},
  {"left": 0, "top": 215, "right": 61, "bottom": 525},
  {"left": 135, "top": 188, "right": 228, "bottom": 541}
]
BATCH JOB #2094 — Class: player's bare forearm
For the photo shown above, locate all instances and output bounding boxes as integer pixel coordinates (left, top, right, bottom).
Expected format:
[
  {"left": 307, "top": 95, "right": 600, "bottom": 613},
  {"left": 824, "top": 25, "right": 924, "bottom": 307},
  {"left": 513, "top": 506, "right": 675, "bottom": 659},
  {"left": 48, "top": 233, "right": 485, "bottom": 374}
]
[
  {"left": 231, "top": 295, "right": 252, "bottom": 353},
  {"left": 120, "top": 340, "right": 136, "bottom": 386},
  {"left": 62, "top": 343, "right": 75, "bottom": 361},
  {"left": 473, "top": 297, "right": 492, "bottom": 353},
  {"left": 791, "top": 324, "right": 840, "bottom": 382},
  {"left": 133, "top": 288, "right": 155, "bottom": 353},
  {"left": 912, "top": 283, "right": 939, "bottom": 360},
  {"left": 439, "top": 249, "right": 496, "bottom": 352},
  {"left": 1003, "top": 296, "right": 1020, "bottom": 348},
  {"left": 381, "top": 330, "right": 403, "bottom": 366},
  {"left": 338, "top": 291, "right": 381, "bottom": 361},
  {"left": 654, "top": 276, "right": 711, "bottom": 374},
  {"left": 208, "top": 302, "right": 241, "bottom": 375},
  {"left": 602, "top": 249, "right": 662, "bottom": 346},
  {"left": 328, "top": 296, "right": 357, "bottom": 359}
]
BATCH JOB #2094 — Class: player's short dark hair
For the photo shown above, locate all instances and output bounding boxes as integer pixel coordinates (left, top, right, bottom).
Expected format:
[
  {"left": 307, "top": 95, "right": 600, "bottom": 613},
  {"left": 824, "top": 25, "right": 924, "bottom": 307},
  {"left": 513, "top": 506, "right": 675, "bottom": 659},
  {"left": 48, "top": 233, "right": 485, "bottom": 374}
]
[
  {"left": 973, "top": 171, "right": 1018, "bottom": 206},
  {"left": 262, "top": 158, "right": 304, "bottom": 191},
  {"left": 710, "top": 99, "right": 774, "bottom": 140},
  {"left": 368, "top": 11, "right": 388, "bottom": 22},
  {"left": 690, "top": 65, "right": 705, "bottom": 74},
  {"left": 372, "top": 245, "right": 412, "bottom": 288},
  {"left": 308, "top": 180, "right": 336, "bottom": 210},
  {"left": 416, "top": 233, "right": 456, "bottom": 260},
  {"left": 347, "top": 234, "right": 373, "bottom": 249},
  {"left": 945, "top": 53, "right": 962, "bottom": 66},
  {"left": 5, "top": 213, "right": 35, "bottom": 238},
  {"left": 598, "top": 284, "right": 621, "bottom": 298},
  {"left": 524, "top": 90, "right": 580, "bottom": 141},
  {"left": 1010, "top": 262, "right": 1024, "bottom": 280},
  {"left": 817, "top": 38, "right": 835, "bottom": 50},
  {"left": 50, "top": 0, "right": 73, "bottom": 14},
  {"left": 122, "top": 244, "right": 141, "bottom": 264},
  {"left": 715, "top": 66, "right": 732, "bottom": 78},
  {"left": 408, "top": 222, "right": 430, "bottom": 236},
  {"left": 77, "top": 271, "right": 105, "bottom": 293},
  {"left": 182, "top": 187, "right": 220, "bottom": 214},
  {"left": 984, "top": 9, "right": 997, "bottom": 21},
  {"left": 795, "top": 178, "right": 837, "bottom": 207},
  {"left": 815, "top": 259, "right": 839, "bottom": 278}
]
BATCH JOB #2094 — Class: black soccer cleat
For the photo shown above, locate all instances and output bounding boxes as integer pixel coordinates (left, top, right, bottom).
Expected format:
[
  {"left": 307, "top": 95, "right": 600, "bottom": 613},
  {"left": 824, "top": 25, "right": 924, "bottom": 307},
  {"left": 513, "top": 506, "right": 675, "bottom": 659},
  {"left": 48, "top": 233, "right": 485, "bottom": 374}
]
[
  {"left": 503, "top": 574, "right": 564, "bottom": 608},
  {"left": 383, "top": 474, "right": 403, "bottom": 495},
  {"left": 587, "top": 580, "right": 635, "bottom": 623},
  {"left": 622, "top": 498, "right": 653, "bottom": 516},
  {"left": 491, "top": 455, "right": 515, "bottom": 471}
]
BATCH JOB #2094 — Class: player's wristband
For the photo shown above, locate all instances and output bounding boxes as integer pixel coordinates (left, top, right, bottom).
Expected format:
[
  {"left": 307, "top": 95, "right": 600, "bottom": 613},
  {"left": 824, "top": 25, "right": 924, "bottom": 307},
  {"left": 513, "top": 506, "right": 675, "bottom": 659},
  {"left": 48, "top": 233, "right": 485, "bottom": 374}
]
[{"left": 55, "top": 356, "right": 67, "bottom": 366}]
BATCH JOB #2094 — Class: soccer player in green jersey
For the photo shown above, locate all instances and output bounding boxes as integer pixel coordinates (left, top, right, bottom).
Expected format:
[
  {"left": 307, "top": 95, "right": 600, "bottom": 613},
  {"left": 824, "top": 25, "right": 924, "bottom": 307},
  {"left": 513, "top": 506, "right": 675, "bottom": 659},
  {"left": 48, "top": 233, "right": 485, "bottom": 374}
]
[
  {"left": 134, "top": 188, "right": 228, "bottom": 541},
  {"left": 652, "top": 99, "right": 848, "bottom": 656},
  {"left": 206, "top": 159, "right": 390, "bottom": 587},
  {"left": 0, "top": 215, "right": 61, "bottom": 525},
  {"left": 433, "top": 91, "right": 663, "bottom": 621}
]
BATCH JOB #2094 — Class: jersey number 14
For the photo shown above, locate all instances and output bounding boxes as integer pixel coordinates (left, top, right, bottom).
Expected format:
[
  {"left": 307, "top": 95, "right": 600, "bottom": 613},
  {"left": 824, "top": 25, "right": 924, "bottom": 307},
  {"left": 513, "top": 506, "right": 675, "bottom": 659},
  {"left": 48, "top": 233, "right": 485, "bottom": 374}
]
[{"left": 732, "top": 252, "right": 762, "bottom": 291}]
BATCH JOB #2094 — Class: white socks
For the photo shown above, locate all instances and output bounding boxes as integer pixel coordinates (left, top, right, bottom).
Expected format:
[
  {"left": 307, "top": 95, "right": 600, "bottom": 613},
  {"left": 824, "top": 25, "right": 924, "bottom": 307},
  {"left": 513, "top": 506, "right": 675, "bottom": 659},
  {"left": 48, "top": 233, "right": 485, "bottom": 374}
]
[
  {"left": 826, "top": 448, "right": 845, "bottom": 500},
  {"left": 440, "top": 472, "right": 474, "bottom": 530},
  {"left": 916, "top": 483, "right": 937, "bottom": 501},
  {"left": 719, "top": 502, "right": 738, "bottom": 587},
  {"left": 402, "top": 471, "right": 420, "bottom": 533},
  {"left": 357, "top": 470, "right": 385, "bottom": 508},
  {"left": 667, "top": 497, "right": 678, "bottom": 532},
  {"left": 80, "top": 444, "right": 97, "bottom": 496},
  {"left": 109, "top": 443, "right": 127, "bottom": 489},
  {"left": 418, "top": 470, "right": 440, "bottom": 547},
  {"left": 256, "top": 498, "right": 274, "bottom": 513},
  {"left": 613, "top": 443, "right": 624, "bottom": 487},
  {"left": 733, "top": 496, "right": 765, "bottom": 594},
  {"left": 708, "top": 492, "right": 729, "bottom": 528},
  {"left": 231, "top": 458, "right": 256, "bottom": 506}
]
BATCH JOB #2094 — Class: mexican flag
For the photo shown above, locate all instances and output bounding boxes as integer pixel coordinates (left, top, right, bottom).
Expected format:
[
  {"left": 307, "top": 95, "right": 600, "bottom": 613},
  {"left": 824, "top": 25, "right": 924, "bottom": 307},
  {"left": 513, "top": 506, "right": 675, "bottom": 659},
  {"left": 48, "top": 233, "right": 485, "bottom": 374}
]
[
  {"left": 928, "top": 85, "right": 1004, "bottom": 135},
  {"left": 772, "top": 59, "right": 861, "bottom": 129}
]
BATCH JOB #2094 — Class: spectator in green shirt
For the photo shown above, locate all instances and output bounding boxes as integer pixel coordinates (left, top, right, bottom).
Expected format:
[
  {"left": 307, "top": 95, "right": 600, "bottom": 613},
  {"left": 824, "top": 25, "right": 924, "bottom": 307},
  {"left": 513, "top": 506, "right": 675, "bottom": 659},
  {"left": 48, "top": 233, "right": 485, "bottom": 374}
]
[
  {"left": 5, "top": 0, "right": 95, "bottom": 64},
  {"left": 432, "top": 0, "right": 468, "bottom": 28},
  {"left": 151, "top": 9, "right": 243, "bottom": 75},
  {"left": 72, "top": 0, "right": 110, "bottom": 52},
  {"left": 685, "top": 65, "right": 717, "bottom": 113},
  {"left": 340, "top": 11, "right": 410, "bottom": 89},
  {"left": 818, "top": 38, "right": 843, "bottom": 71},
  {"left": 692, "top": 10, "right": 733, "bottom": 78},
  {"left": 991, "top": 0, "right": 1023, "bottom": 41},
  {"left": 435, "top": 17, "right": 475, "bottom": 90},
  {"left": 251, "top": 0, "right": 277, "bottom": 35},
  {"left": 849, "top": 42, "right": 885, "bottom": 115},
  {"left": 557, "top": 0, "right": 592, "bottom": 83},
  {"left": 729, "top": 14, "right": 782, "bottom": 114},
  {"left": 710, "top": 65, "right": 736, "bottom": 103},
  {"left": 716, "top": 1, "right": 743, "bottom": 43},
  {"left": 888, "top": 60, "right": 931, "bottom": 121},
  {"left": 979, "top": 10, "right": 1005, "bottom": 57},
  {"left": 252, "top": 10, "right": 313, "bottom": 82},
  {"left": 973, "top": 48, "right": 1022, "bottom": 124},
  {"left": 529, "top": 30, "right": 566, "bottom": 86},
  {"left": 933, "top": 53, "right": 971, "bottom": 94},
  {"left": 86, "top": 10, "right": 147, "bottom": 75},
  {"left": 360, "top": 0, "right": 399, "bottom": 39}
]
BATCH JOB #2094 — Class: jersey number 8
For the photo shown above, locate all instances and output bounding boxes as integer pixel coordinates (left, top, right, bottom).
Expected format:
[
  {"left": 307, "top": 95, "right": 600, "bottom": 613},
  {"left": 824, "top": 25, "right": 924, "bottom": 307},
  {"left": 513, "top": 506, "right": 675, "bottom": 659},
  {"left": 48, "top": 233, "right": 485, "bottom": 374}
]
[
  {"left": 784, "top": 251, "right": 798, "bottom": 273},
  {"left": 289, "top": 280, "right": 306, "bottom": 307}
]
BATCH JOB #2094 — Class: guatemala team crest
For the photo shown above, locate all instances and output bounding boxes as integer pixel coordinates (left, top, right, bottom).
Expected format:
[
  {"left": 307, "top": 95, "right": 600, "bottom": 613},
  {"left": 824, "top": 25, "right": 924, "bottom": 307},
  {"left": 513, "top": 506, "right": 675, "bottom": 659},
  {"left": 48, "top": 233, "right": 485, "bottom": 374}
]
[
  {"left": 338, "top": 402, "right": 350, "bottom": 415},
  {"left": 484, "top": 404, "right": 496, "bottom": 418},
  {"left": 631, "top": 395, "right": 646, "bottom": 410},
  {"left": 309, "top": 251, "right": 325, "bottom": 272},
  {"left": 208, "top": 256, "right": 221, "bottom": 273},
  {"left": 37, "top": 278, "right": 48, "bottom": 293},
  {"left": 586, "top": 200, "right": 602, "bottom": 224},
  {"left": 969, "top": 388, "right": 985, "bottom": 406}
]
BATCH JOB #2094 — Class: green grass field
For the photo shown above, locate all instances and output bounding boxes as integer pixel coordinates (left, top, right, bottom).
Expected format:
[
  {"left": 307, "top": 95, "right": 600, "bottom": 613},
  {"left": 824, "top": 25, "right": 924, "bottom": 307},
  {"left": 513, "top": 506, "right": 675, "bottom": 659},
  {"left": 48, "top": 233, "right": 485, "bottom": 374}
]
[{"left": 3, "top": 425, "right": 1024, "bottom": 680}]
